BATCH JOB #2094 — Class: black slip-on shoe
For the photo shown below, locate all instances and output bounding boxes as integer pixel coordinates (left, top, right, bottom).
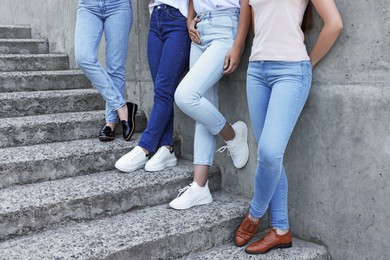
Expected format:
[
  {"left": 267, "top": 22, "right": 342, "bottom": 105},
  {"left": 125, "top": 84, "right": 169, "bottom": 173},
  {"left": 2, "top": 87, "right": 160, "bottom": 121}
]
[
  {"left": 122, "top": 102, "right": 138, "bottom": 141},
  {"left": 99, "top": 125, "right": 115, "bottom": 142}
]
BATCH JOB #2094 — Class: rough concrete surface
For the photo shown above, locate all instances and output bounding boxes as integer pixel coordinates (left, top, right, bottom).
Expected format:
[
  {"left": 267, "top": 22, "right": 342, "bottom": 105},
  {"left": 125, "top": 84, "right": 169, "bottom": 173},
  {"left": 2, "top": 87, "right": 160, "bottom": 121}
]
[
  {"left": 0, "top": 110, "right": 146, "bottom": 148},
  {"left": 0, "top": 136, "right": 137, "bottom": 188},
  {"left": 0, "top": 54, "right": 69, "bottom": 71},
  {"left": 0, "top": 25, "right": 31, "bottom": 39},
  {"left": 0, "top": 39, "right": 49, "bottom": 54},
  {"left": 182, "top": 231, "right": 328, "bottom": 260},
  {"left": 0, "top": 88, "right": 104, "bottom": 117},
  {"left": 0, "top": 160, "right": 221, "bottom": 240},
  {"left": 0, "top": 192, "right": 249, "bottom": 260},
  {"left": 0, "top": 70, "right": 91, "bottom": 92}
]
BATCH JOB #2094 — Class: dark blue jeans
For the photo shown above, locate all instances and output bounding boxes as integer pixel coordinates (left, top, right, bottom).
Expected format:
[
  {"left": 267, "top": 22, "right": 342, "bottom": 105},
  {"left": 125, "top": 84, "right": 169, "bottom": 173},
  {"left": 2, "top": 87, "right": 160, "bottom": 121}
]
[{"left": 138, "top": 5, "right": 191, "bottom": 152}]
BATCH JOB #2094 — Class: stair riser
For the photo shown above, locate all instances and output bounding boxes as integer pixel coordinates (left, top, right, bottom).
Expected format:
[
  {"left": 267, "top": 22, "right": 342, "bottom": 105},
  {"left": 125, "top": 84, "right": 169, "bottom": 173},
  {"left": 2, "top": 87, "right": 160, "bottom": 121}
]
[
  {"left": 0, "top": 115, "right": 147, "bottom": 148},
  {"left": 0, "top": 72, "right": 91, "bottom": 93},
  {"left": 0, "top": 56, "right": 69, "bottom": 71},
  {"left": 0, "top": 41, "right": 49, "bottom": 54},
  {"left": 0, "top": 172, "right": 221, "bottom": 241},
  {"left": 0, "top": 92, "right": 105, "bottom": 118},
  {"left": 107, "top": 218, "right": 241, "bottom": 260},
  {"left": 0, "top": 27, "right": 32, "bottom": 39}
]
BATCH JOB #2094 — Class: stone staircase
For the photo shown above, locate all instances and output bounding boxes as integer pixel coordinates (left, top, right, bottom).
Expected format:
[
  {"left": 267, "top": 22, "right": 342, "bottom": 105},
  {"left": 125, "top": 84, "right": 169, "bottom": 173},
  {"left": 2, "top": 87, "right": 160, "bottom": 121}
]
[{"left": 0, "top": 25, "right": 328, "bottom": 259}]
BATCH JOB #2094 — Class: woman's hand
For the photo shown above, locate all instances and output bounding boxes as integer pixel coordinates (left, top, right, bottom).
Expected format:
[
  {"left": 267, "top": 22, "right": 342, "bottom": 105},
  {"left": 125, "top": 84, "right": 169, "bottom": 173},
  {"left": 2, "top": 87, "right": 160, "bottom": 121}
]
[
  {"left": 188, "top": 17, "right": 201, "bottom": 44},
  {"left": 224, "top": 46, "right": 243, "bottom": 74}
]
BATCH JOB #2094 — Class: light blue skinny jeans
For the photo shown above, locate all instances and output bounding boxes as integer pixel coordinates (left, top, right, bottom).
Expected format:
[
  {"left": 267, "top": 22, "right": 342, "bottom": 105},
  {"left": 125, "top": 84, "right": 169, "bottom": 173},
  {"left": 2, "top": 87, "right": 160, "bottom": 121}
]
[
  {"left": 75, "top": 0, "right": 132, "bottom": 123},
  {"left": 175, "top": 9, "right": 239, "bottom": 165},
  {"left": 247, "top": 61, "right": 312, "bottom": 230}
]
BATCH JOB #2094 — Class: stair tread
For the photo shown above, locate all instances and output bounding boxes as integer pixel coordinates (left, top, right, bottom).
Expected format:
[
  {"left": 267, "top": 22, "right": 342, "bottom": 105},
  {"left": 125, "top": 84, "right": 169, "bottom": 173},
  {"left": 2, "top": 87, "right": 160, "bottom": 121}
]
[
  {"left": 0, "top": 159, "right": 195, "bottom": 214},
  {"left": 0, "top": 88, "right": 98, "bottom": 100},
  {"left": 0, "top": 69, "right": 83, "bottom": 76},
  {"left": 183, "top": 233, "right": 327, "bottom": 260},
  {"left": 0, "top": 39, "right": 46, "bottom": 42},
  {"left": 0, "top": 135, "right": 139, "bottom": 164},
  {"left": 0, "top": 110, "right": 105, "bottom": 127},
  {"left": 0, "top": 53, "right": 67, "bottom": 58},
  {"left": 0, "top": 192, "right": 249, "bottom": 259}
]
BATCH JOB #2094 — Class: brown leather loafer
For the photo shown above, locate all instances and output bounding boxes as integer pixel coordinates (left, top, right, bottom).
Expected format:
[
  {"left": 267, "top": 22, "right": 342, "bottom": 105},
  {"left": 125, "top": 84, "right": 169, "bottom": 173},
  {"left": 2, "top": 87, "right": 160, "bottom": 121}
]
[
  {"left": 234, "top": 214, "right": 259, "bottom": 247},
  {"left": 245, "top": 229, "right": 292, "bottom": 254}
]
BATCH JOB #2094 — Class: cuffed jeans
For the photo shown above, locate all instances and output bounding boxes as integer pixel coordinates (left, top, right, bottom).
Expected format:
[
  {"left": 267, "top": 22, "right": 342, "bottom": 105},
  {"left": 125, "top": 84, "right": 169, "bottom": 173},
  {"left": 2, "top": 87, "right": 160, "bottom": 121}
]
[
  {"left": 138, "top": 5, "right": 190, "bottom": 152},
  {"left": 247, "top": 61, "right": 312, "bottom": 230},
  {"left": 75, "top": 0, "right": 132, "bottom": 123},
  {"left": 175, "top": 9, "right": 239, "bottom": 165}
]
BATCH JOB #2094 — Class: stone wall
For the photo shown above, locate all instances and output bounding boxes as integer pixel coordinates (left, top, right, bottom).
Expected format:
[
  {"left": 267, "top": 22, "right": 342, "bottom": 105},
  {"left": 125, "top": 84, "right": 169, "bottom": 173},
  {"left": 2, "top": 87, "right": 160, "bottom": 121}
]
[{"left": 1, "top": 0, "right": 389, "bottom": 259}]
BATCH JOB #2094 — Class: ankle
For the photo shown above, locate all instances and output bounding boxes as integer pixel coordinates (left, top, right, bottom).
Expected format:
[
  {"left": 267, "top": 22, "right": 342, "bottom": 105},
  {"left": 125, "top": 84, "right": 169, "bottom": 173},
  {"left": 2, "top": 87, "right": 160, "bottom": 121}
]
[
  {"left": 274, "top": 228, "right": 289, "bottom": 236},
  {"left": 248, "top": 214, "right": 260, "bottom": 223},
  {"left": 105, "top": 123, "right": 116, "bottom": 130},
  {"left": 138, "top": 146, "right": 150, "bottom": 155}
]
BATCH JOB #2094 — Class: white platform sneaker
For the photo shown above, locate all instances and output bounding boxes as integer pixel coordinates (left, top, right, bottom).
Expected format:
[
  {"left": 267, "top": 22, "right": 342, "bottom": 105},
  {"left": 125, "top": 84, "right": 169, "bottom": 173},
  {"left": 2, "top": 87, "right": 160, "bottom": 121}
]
[
  {"left": 217, "top": 121, "right": 249, "bottom": 169},
  {"left": 169, "top": 181, "right": 213, "bottom": 210},
  {"left": 115, "top": 146, "right": 149, "bottom": 173},
  {"left": 145, "top": 146, "right": 177, "bottom": 172}
]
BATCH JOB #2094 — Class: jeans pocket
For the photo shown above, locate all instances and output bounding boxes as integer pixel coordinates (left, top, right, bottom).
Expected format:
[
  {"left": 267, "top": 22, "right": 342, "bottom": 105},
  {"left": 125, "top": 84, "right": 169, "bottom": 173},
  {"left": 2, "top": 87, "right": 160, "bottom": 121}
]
[
  {"left": 209, "top": 16, "right": 234, "bottom": 29},
  {"left": 166, "top": 8, "right": 186, "bottom": 20}
]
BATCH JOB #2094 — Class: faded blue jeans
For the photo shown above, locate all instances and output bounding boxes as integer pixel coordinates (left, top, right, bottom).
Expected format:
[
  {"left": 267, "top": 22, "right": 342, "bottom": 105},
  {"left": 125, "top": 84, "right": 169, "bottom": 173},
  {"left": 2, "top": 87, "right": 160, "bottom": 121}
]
[
  {"left": 138, "top": 4, "right": 190, "bottom": 152},
  {"left": 75, "top": 0, "right": 132, "bottom": 123},
  {"left": 175, "top": 9, "right": 239, "bottom": 165},
  {"left": 247, "top": 61, "right": 312, "bottom": 230}
]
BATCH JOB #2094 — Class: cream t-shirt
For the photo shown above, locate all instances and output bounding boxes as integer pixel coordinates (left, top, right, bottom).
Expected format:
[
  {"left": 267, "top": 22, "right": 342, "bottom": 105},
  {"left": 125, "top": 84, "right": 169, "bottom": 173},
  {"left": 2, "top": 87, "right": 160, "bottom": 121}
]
[
  {"left": 249, "top": 0, "right": 310, "bottom": 61},
  {"left": 149, "top": 0, "right": 189, "bottom": 18}
]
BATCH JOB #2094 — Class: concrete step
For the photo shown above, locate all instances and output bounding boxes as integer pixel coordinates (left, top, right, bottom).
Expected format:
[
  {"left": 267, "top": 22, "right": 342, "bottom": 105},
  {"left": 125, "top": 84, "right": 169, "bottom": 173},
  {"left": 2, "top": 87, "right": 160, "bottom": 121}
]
[
  {"left": 0, "top": 134, "right": 181, "bottom": 189},
  {"left": 0, "top": 192, "right": 248, "bottom": 259},
  {"left": 0, "top": 160, "right": 220, "bottom": 240},
  {"left": 0, "top": 70, "right": 91, "bottom": 93},
  {"left": 182, "top": 232, "right": 328, "bottom": 260},
  {"left": 0, "top": 89, "right": 104, "bottom": 118},
  {"left": 0, "top": 39, "right": 49, "bottom": 54},
  {"left": 0, "top": 25, "right": 31, "bottom": 39},
  {"left": 0, "top": 110, "right": 147, "bottom": 148},
  {"left": 0, "top": 54, "right": 69, "bottom": 72}
]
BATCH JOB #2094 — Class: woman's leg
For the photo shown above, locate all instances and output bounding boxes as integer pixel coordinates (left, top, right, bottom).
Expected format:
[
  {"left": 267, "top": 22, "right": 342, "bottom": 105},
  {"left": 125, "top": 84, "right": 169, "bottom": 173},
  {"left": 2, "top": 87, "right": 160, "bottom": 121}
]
[
  {"left": 249, "top": 61, "right": 312, "bottom": 228},
  {"left": 139, "top": 8, "right": 190, "bottom": 153},
  {"left": 103, "top": 0, "right": 132, "bottom": 124},
  {"left": 75, "top": 5, "right": 126, "bottom": 125}
]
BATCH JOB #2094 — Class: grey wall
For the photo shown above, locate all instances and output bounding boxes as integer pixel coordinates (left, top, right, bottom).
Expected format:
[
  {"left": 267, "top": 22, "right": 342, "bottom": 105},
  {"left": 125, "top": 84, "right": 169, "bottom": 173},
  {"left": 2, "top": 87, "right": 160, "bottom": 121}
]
[{"left": 1, "top": 0, "right": 389, "bottom": 259}]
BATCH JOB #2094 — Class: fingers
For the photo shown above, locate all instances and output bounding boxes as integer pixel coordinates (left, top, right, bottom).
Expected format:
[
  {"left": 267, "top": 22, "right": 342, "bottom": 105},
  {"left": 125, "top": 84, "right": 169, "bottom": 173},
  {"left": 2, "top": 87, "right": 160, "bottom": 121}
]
[
  {"left": 224, "top": 57, "right": 239, "bottom": 74},
  {"left": 188, "top": 18, "right": 201, "bottom": 44}
]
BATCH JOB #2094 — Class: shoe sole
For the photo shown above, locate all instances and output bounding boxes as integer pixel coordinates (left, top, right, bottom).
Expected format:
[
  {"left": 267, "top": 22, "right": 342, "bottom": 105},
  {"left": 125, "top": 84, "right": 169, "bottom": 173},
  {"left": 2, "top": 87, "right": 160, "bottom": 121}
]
[
  {"left": 169, "top": 196, "right": 213, "bottom": 210},
  {"left": 98, "top": 136, "right": 115, "bottom": 142},
  {"left": 144, "top": 158, "right": 177, "bottom": 172},
  {"left": 245, "top": 242, "right": 293, "bottom": 254},
  {"left": 124, "top": 103, "right": 137, "bottom": 141},
  {"left": 234, "top": 122, "right": 249, "bottom": 169},
  {"left": 114, "top": 161, "right": 145, "bottom": 173}
]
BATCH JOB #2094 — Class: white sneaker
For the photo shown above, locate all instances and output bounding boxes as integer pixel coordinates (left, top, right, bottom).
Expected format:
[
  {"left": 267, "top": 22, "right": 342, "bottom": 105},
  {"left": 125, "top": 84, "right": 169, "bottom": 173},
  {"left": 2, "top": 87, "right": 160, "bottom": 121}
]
[
  {"left": 115, "top": 146, "right": 149, "bottom": 172},
  {"left": 217, "top": 121, "right": 249, "bottom": 169},
  {"left": 169, "top": 181, "right": 213, "bottom": 210},
  {"left": 145, "top": 146, "right": 177, "bottom": 172}
]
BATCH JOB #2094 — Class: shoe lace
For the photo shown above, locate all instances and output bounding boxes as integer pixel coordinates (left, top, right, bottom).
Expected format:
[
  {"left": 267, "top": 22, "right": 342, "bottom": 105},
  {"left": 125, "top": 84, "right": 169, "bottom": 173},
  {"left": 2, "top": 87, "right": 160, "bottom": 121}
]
[
  {"left": 176, "top": 184, "right": 192, "bottom": 198},
  {"left": 216, "top": 144, "right": 236, "bottom": 159}
]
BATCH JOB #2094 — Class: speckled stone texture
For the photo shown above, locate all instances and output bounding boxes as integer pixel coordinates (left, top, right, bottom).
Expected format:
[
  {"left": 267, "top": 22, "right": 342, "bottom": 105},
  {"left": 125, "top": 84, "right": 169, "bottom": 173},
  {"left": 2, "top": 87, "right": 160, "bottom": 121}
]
[
  {"left": 0, "top": 110, "right": 147, "bottom": 148},
  {"left": 0, "top": 89, "right": 104, "bottom": 117},
  {"left": 0, "top": 25, "right": 31, "bottom": 39},
  {"left": 0, "top": 54, "right": 69, "bottom": 71},
  {"left": 0, "top": 192, "right": 249, "bottom": 260},
  {"left": 0, "top": 159, "right": 221, "bottom": 240},
  {"left": 0, "top": 39, "right": 49, "bottom": 54},
  {"left": 182, "top": 232, "right": 328, "bottom": 260},
  {"left": 0, "top": 70, "right": 91, "bottom": 92}
]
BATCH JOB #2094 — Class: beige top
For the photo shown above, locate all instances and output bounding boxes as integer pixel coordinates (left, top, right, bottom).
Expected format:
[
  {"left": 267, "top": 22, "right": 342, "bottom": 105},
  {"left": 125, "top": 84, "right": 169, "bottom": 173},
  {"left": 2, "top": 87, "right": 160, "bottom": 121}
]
[{"left": 249, "top": 0, "right": 310, "bottom": 61}]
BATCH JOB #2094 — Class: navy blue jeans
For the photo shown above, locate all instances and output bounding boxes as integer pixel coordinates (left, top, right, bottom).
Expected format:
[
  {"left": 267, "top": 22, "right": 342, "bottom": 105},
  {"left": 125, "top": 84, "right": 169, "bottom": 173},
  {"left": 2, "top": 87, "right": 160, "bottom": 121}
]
[{"left": 138, "top": 5, "right": 191, "bottom": 152}]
